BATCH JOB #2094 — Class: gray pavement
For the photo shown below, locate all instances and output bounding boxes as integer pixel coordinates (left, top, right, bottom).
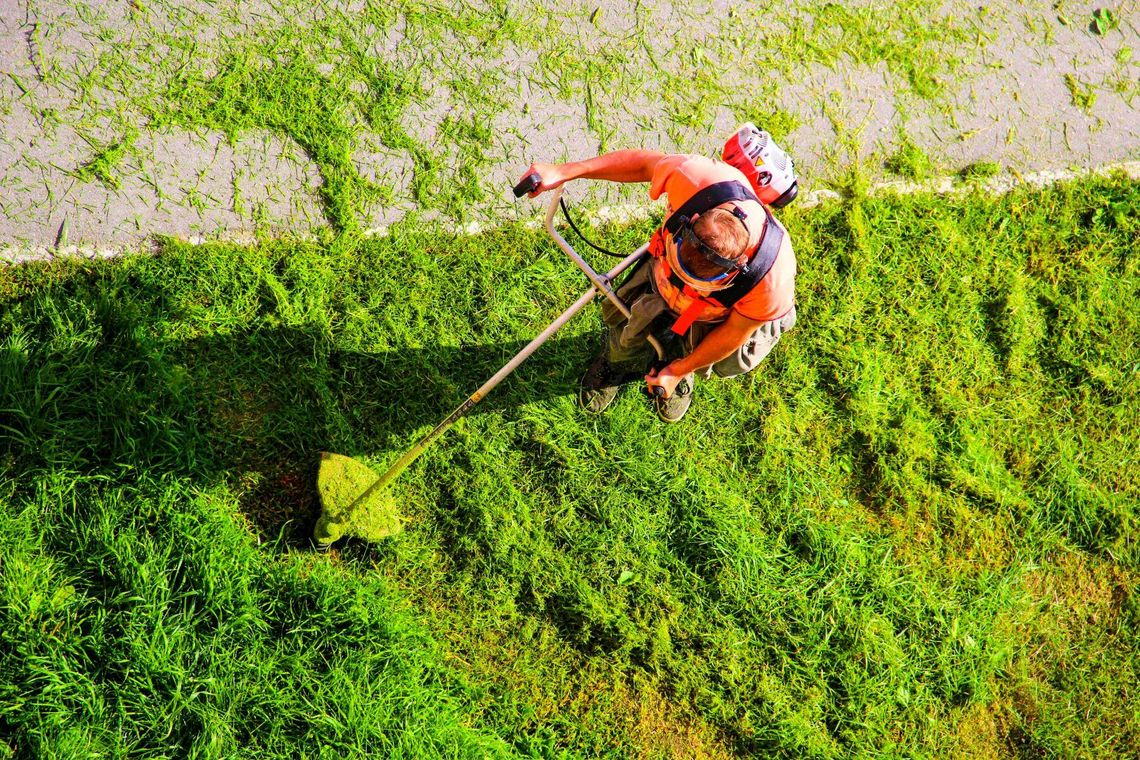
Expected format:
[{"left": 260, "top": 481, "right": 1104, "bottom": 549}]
[{"left": 1, "top": 0, "right": 1137, "bottom": 256}]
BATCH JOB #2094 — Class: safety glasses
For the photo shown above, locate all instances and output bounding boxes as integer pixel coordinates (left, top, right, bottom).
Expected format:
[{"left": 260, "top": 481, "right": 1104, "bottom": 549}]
[{"left": 667, "top": 226, "right": 742, "bottom": 291}]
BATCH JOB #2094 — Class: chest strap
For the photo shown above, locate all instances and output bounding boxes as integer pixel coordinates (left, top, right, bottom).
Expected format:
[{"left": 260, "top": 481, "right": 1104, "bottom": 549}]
[{"left": 667, "top": 204, "right": 783, "bottom": 335}]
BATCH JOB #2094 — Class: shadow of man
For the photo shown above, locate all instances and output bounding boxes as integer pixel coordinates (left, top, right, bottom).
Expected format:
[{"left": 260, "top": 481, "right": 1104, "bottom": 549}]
[{"left": 2, "top": 283, "right": 605, "bottom": 547}]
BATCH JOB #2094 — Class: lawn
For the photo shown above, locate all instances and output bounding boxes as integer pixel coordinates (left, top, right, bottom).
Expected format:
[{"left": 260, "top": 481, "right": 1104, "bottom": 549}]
[
  {"left": 3, "top": 1, "right": 1139, "bottom": 756},
  {"left": 2, "top": 175, "right": 1138, "bottom": 758}
]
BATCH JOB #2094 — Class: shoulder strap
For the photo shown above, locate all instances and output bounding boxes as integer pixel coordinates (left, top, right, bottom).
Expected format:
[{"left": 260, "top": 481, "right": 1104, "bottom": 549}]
[
  {"left": 668, "top": 204, "right": 783, "bottom": 311},
  {"left": 663, "top": 181, "right": 760, "bottom": 234},
  {"left": 711, "top": 205, "right": 783, "bottom": 309}
]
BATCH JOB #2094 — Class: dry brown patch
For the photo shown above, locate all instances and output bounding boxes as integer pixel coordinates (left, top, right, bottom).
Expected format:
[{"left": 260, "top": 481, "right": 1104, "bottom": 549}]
[
  {"left": 884, "top": 491, "right": 1019, "bottom": 579},
  {"left": 989, "top": 550, "right": 1140, "bottom": 756},
  {"left": 423, "top": 603, "right": 732, "bottom": 758},
  {"left": 615, "top": 678, "right": 733, "bottom": 760},
  {"left": 939, "top": 507, "right": 1018, "bottom": 577},
  {"left": 232, "top": 460, "right": 319, "bottom": 545},
  {"left": 948, "top": 701, "right": 1009, "bottom": 760},
  {"left": 1021, "top": 550, "right": 1134, "bottom": 637},
  {"left": 213, "top": 388, "right": 272, "bottom": 442}
]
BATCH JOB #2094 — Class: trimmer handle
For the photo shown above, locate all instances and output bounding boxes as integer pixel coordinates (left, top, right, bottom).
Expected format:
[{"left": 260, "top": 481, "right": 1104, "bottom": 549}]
[
  {"left": 646, "top": 360, "right": 670, "bottom": 398},
  {"left": 513, "top": 172, "right": 541, "bottom": 198}
]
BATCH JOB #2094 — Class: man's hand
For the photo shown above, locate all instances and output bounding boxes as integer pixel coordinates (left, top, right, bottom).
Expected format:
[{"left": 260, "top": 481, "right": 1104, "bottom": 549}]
[
  {"left": 518, "top": 150, "right": 667, "bottom": 198},
  {"left": 645, "top": 311, "right": 766, "bottom": 397},
  {"left": 646, "top": 361, "right": 688, "bottom": 398},
  {"left": 519, "top": 162, "right": 571, "bottom": 197}
]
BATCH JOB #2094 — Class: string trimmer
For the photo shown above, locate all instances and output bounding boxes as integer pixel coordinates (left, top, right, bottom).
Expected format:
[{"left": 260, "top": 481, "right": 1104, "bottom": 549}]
[{"left": 312, "top": 177, "right": 665, "bottom": 546}]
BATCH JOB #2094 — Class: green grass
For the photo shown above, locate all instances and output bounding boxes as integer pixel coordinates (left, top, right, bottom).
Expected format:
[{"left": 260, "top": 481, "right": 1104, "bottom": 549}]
[
  {"left": 959, "top": 160, "right": 1003, "bottom": 180},
  {"left": 73, "top": 129, "right": 138, "bottom": 191},
  {"left": 2, "top": 175, "right": 1139, "bottom": 757},
  {"left": 1064, "top": 73, "right": 1098, "bottom": 113},
  {"left": 885, "top": 138, "right": 936, "bottom": 181}
]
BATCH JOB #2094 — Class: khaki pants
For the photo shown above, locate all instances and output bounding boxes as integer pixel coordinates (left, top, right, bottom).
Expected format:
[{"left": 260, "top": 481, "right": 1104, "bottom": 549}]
[{"left": 600, "top": 260, "right": 796, "bottom": 379}]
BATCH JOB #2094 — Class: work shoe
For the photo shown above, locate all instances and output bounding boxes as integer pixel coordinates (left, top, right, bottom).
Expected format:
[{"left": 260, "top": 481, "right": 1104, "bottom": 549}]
[
  {"left": 579, "top": 354, "right": 637, "bottom": 414},
  {"left": 654, "top": 374, "right": 694, "bottom": 423}
]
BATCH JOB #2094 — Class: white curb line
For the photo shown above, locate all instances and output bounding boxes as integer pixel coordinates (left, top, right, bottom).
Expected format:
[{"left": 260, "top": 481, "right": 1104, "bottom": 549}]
[{"left": 3, "top": 162, "right": 1138, "bottom": 266}]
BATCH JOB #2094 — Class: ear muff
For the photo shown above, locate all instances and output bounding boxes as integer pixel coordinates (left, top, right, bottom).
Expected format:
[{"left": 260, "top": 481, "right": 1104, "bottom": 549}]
[{"left": 722, "top": 123, "right": 800, "bottom": 208}]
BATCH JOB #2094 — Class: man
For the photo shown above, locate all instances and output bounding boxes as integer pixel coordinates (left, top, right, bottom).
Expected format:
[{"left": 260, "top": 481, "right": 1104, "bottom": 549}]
[{"left": 521, "top": 148, "right": 796, "bottom": 423}]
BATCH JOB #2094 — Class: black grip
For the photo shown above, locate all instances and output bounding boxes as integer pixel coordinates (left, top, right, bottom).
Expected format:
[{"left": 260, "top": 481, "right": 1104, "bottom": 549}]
[
  {"left": 513, "top": 173, "right": 541, "bottom": 198},
  {"left": 646, "top": 361, "right": 670, "bottom": 398}
]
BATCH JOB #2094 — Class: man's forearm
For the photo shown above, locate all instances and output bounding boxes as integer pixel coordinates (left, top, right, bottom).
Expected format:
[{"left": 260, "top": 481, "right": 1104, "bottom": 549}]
[
  {"left": 560, "top": 150, "right": 666, "bottom": 184},
  {"left": 670, "top": 314, "right": 759, "bottom": 375}
]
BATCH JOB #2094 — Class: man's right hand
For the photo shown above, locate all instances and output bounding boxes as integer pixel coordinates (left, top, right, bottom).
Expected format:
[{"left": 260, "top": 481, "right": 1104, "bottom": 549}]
[{"left": 519, "top": 162, "right": 570, "bottom": 197}]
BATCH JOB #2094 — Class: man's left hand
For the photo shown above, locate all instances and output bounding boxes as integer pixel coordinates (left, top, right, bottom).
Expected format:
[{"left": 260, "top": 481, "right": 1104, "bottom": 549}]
[{"left": 646, "top": 362, "right": 687, "bottom": 398}]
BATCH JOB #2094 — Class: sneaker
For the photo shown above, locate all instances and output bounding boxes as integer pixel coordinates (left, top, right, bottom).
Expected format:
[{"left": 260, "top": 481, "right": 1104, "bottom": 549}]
[
  {"left": 579, "top": 354, "right": 635, "bottom": 414},
  {"left": 654, "top": 373, "right": 694, "bottom": 423}
]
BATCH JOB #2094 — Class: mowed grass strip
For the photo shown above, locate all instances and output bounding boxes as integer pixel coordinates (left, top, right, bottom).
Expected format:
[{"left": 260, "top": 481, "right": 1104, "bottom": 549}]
[{"left": 2, "top": 177, "right": 1138, "bottom": 758}]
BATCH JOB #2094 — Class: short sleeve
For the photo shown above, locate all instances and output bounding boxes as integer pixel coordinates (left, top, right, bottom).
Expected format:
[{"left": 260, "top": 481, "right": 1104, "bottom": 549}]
[{"left": 648, "top": 154, "right": 696, "bottom": 203}]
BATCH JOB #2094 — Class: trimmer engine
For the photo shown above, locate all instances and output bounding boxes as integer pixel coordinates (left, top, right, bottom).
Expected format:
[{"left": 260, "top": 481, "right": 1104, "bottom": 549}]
[{"left": 722, "top": 123, "right": 799, "bottom": 208}]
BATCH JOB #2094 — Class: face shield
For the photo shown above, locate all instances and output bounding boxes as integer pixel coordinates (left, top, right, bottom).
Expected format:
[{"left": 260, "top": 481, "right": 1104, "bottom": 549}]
[{"left": 666, "top": 221, "right": 745, "bottom": 293}]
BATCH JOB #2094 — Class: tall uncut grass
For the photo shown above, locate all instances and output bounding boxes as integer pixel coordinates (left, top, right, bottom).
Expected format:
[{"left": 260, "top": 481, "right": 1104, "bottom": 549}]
[{"left": 2, "top": 176, "right": 1138, "bottom": 757}]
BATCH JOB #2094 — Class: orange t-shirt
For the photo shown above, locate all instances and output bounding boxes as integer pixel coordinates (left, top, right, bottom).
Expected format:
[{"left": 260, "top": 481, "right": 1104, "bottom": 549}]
[{"left": 648, "top": 154, "right": 796, "bottom": 323}]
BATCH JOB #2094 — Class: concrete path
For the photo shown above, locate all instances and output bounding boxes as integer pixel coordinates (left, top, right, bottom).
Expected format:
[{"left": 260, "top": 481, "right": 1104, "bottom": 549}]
[{"left": 1, "top": 0, "right": 1137, "bottom": 257}]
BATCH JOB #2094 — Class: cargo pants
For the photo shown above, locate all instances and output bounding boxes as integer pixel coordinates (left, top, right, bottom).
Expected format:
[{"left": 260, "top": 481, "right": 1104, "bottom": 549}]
[{"left": 599, "top": 259, "right": 796, "bottom": 379}]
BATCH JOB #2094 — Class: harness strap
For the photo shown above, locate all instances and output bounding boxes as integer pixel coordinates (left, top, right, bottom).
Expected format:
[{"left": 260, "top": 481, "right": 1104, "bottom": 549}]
[
  {"left": 671, "top": 290, "right": 714, "bottom": 334},
  {"left": 665, "top": 205, "right": 784, "bottom": 335},
  {"left": 650, "top": 180, "right": 759, "bottom": 261},
  {"left": 663, "top": 181, "right": 759, "bottom": 234}
]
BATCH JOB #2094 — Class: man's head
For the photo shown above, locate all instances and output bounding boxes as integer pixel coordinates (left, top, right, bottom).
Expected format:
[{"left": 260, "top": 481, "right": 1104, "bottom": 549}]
[{"left": 673, "top": 207, "right": 751, "bottom": 284}]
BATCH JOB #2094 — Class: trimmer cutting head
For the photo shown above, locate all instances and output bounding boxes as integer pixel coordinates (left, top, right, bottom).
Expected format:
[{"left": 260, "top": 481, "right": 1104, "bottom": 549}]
[{"left": 314, "top": 452, "right": 402, "bottom": 545}]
